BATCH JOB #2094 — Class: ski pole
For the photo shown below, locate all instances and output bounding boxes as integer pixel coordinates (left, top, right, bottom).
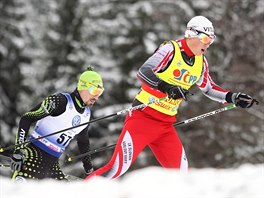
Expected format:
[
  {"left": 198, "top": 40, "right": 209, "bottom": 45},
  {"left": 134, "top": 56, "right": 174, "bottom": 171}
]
[
  {"left": 65, "top": 104, "right": 238, "bottom": 161},
  {"left": 173, "top": 104, "right": 237, "bottom": 127},
  {"left": 0, "top": 97, "right": 166, "bottom": 152},
  {"left": 0, "top": 154, "right": 11, "bottom": 168},
  {"left": 0, "top": 143, "right": 116, "bottom": 167},
  {"left": 0, "top": 163, "right": 10, "bottom": 168},
  {"left": 66, "top": 143, "right": 116, "bottom": 162}
]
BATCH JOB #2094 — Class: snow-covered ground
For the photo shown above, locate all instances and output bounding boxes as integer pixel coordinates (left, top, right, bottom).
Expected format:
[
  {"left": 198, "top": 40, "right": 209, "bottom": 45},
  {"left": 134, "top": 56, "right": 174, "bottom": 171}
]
[{"left": 1, "top": 164, "right": 263, "bottom": 198}]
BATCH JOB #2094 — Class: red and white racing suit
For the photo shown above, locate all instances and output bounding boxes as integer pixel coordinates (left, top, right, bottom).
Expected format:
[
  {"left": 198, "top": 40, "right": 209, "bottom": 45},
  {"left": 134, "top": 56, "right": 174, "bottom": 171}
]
[{"left": 85, "top": 38, "right": 230, "bottom": 180}]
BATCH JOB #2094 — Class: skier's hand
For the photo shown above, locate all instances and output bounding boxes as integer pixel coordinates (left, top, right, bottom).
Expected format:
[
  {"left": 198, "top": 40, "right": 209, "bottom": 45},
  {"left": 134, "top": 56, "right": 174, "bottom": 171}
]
[
  {"left": 85, "top": 167, "right": 94, "bottom": 175},
  {"left": 167, "top": 86, "right": 190, "bottom": 101},
  {"left": 232, "top": 92, "right": 259, "bottom": 108},
  {"left": 11, "top": 149, "right": 25, "bottom": 171},
  {"left": 158, "top": 80, "right": 191, "bottom": 101},
  {"left": 83, "top": 158, "right": 93, "bottom": 175}
]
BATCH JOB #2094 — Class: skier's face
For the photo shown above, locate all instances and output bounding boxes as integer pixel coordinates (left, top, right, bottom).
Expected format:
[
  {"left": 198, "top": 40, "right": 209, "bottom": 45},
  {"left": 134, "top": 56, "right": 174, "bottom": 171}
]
[
  {"left": 186, "top": 37, "right": 211, "bottom": 56},
  {"left": 78, "top": 82, "right": 104, "bottom": 106},
  {"left": 79, "top": 90, "right": 100, "bottom": 107}
]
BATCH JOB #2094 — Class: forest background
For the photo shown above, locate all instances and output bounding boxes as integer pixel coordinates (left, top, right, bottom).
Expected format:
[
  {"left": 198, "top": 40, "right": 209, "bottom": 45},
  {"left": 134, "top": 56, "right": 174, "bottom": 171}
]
[{"left": 0, "top": 0, "right": 263, "bottom": 178}]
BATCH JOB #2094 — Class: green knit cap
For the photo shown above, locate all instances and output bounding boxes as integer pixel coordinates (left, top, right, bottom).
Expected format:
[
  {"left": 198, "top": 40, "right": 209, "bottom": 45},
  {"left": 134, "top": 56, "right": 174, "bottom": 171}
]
[{"left": 77, "top": 66, "right": 103, "bottom": 91}]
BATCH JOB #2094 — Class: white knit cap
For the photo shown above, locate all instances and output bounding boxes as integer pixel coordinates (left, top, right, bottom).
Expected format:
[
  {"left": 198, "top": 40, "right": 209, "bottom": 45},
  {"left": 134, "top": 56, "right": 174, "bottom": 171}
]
[{"left": 185, "top": 16, "right": 215, "bottom": 38}]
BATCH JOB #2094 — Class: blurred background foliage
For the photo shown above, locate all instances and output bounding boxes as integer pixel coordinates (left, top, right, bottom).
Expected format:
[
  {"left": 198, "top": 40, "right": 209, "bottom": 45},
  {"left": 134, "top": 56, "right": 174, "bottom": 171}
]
[{"left": 0, "top": 0, "right": 263, "bottom": 178}]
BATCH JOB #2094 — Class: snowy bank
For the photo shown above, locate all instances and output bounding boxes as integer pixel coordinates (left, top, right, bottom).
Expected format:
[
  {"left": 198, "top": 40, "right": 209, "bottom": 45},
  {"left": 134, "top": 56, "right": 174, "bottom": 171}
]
[{"left": 1, "top": 164, "right": 263, "bottom": 198}]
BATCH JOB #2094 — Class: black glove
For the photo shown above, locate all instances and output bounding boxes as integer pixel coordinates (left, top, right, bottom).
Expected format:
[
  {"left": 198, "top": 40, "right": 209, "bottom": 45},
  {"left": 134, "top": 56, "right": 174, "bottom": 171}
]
[
  {"left": 158, "top": 80, "right": 190, "bottom": 101},
  {"left": 11, "top": 149, "right": 25, "bottom": 171},
  {"left": 85, "top": 167, "right": 94, "bottom": 175},
  {"left": 226, "top": 92, "right": 259, "bottom": 108},
  {"left": 82, "top": 156, "right": 93, "bottom": 175}
]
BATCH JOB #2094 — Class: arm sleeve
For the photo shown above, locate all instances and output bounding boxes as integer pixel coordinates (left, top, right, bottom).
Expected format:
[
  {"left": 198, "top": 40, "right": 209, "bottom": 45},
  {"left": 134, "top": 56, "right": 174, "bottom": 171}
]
[
  {"left": 75, "top": 125, "right": 93, "bottom": 171},
  {"left": 15, "top": 93, "right": 67, "bottom": 146},
  {"left": 137, "top": 42, "right": 175, "bottom": 89},
  {"left": 196, "top": 58, "right": 230, "bottom": 103}
]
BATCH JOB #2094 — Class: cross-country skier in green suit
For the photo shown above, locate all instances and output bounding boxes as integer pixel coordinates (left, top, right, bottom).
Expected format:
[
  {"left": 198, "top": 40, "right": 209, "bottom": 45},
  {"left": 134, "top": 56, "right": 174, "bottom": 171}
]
[{"left": 11, "top": 66, "right": 104, "bottom": 181}]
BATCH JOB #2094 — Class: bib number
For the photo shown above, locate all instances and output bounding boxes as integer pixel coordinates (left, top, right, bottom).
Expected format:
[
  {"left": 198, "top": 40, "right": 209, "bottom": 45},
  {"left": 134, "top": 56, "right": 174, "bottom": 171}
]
[{"left": 57, "top": 133, "right": 72, "bottom": 146}]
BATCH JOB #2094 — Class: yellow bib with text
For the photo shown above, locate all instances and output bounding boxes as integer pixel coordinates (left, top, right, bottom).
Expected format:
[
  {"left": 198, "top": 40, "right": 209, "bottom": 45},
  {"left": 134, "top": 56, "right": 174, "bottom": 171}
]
[{"left": 136, "top": 40, "right": 203, "bottom": 115}]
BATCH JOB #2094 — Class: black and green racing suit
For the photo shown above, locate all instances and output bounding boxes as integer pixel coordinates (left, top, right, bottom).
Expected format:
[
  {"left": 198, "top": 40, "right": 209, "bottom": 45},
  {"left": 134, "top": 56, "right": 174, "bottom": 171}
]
[{"left": 12, "top": 89, "right": 93, "bottom": 181}]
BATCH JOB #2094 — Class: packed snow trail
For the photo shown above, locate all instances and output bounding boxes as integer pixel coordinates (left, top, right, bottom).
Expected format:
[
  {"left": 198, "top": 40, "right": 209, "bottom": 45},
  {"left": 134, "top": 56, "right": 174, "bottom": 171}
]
[{"left": 1, "top": 164, "right": 263, "bottom": 198}]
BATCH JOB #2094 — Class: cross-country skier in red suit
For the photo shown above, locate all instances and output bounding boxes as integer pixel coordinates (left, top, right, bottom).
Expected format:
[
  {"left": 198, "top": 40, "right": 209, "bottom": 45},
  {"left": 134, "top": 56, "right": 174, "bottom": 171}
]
[{"left": 85, "top": 16, "right": 258, "bottom": 181}]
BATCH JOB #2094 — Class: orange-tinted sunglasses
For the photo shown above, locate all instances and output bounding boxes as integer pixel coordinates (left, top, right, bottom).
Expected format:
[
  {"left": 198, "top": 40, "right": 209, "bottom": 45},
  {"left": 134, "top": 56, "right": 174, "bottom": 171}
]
[
  {"left": 87, "top": 82, "right": 104, "bottom": 96},
  {"left": 196, "top": 30, "right": 216, "bottom": 45}
]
